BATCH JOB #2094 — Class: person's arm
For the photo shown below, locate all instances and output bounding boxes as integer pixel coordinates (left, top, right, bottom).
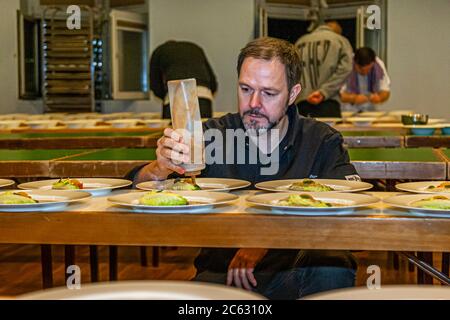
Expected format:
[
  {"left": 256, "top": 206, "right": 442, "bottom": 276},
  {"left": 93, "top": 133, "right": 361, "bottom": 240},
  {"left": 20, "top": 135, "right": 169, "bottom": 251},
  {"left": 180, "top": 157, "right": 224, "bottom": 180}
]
[
  {"left": 370, "top": 90, "right": 390, "bottom": 104},
  {"left": 149, "top": 47, "right": 166, "bottom": 99},
  {"left": 134, "top": 128, "right": 190, "bottom": 185},
  {"left": 340, "top": 91, "right": 370, "bottom": 105},
  {"left": 318, "top": 39, "right": 353, "bottom": 100}
]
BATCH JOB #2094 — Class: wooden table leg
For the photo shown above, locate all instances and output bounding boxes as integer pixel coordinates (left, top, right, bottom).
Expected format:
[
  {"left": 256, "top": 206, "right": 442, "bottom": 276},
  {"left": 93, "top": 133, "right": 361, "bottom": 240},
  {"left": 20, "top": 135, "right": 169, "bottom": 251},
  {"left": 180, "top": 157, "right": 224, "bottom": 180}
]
[
  {"left": 442, "top": 253, "right": 449, "bottom": 282},
  {"left": 109, "top": 245, "right": 118, "bottom": 281},
  {"left": 140, "top": 246, "right": 148, "bottom": 267},
  {"left": 152, "top": 247, "right": 159, "bottom": 268},
  {"left": 417, "top": 252, "right": 433, "bottom": 284},
  {"left": 89, "top": 245, "right": 99, "bottom": 282},
  {"left": 40, "top": 245, "right": 53, "bottom": 289}
]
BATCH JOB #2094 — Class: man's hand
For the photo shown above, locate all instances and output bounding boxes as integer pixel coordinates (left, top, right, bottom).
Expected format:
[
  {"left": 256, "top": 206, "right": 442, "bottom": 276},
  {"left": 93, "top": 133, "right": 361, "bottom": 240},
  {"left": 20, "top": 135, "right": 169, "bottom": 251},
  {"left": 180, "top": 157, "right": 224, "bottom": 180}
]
[
  {"left": 353, "top": 94, "right": 369, "bottom": 105},
  {"left": 307, "top": 91, "right": 324, "bottom": 105},
  {"left": 369, "top": 93, "right": 382, "bottom": 104},
  {"left": 136, "top": 128, "right": 190, "bottom": 182},
  {"left": 226, "top": 249, "right": 268, "bottom": 290}
]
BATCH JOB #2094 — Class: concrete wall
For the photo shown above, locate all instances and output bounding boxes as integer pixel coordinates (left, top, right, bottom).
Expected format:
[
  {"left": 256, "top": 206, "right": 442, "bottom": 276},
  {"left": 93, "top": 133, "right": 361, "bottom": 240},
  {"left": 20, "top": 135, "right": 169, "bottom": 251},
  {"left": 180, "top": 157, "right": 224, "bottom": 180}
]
[{"left": 383, "top": 0, "right": 450, "bottom": 119}]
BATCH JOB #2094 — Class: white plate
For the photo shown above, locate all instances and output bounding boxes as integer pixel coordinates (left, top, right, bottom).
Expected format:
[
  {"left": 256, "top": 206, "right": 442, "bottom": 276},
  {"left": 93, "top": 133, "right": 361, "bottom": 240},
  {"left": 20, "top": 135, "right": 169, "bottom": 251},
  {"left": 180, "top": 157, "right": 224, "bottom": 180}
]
[
  {"left": 18, "top": 178, "right": 132, "bottom": 197},
  {"left": 316, "top": 118, "right": 342, "bottom": 125},
  {"left": 0, "top": 190, "right": 91, "bottom": 212},
  {"left": 346, "top": 117, "right": 378, "bottom": 126},
  {"left": 255, "top": 179, "right": 373, "bottom": 193},
  {"left": 305, "top": 285, "right": 450, "bottom": 300},
  {"left": 0, "top": 179, "right": 15, "bottom": 188},
  {"left": 246, "top": 192, "right": 380, "bottom": 215},
  {"left": 108, "top": 191, "right": 238, "bottom": 214},
  {"left": 18, "top": 280, "right": 265, "bottom": 300},
  {"left": 395, "top": 181, "right": 450, "bottom": 194},
  {"left": 383, "top": 193, "right": 450, "bottom": 215},
  {"left": 358, "top": 111, "right": 386, "bottom": 118},
  {"left": 136, "top": 178, "right": 251, "bottom": 192},
  {"left": 139, "top": 119, "right": 171, "bottom": 128}
]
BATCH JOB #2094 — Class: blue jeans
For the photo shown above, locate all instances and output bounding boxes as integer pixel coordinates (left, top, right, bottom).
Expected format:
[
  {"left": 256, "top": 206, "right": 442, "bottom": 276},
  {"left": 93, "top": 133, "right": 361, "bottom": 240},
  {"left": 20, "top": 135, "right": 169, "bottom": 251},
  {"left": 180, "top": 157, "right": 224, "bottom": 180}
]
[{"left": 194, "top": 250, "right": 356, "bottom": 300}]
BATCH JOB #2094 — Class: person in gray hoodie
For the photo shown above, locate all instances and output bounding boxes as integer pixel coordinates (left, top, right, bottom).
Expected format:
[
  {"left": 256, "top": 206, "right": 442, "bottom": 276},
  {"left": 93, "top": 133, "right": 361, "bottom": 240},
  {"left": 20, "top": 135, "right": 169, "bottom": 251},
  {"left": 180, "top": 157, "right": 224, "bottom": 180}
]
[{"left": 295, "top": 21, "right": 353, "bottom": 118}]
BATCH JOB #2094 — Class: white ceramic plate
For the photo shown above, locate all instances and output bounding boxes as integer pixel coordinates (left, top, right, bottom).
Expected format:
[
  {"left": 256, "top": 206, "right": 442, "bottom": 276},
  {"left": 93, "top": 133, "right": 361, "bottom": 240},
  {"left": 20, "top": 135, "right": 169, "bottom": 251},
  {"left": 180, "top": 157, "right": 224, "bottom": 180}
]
[
  {"left": 383, "top": 193, "right": 450, "bottom": 215},
  {"left": 136, "top": 178, "right": 251, "bottom": 192},
  {"left": 0, "top": 189, "right": 91, "bottom": 212},
  {"left": 0, "top": 179, "right": 15, "bottom": 188},
  {"left": 316, "top": 118, "right": 342, "bottom": 125},
  {"left": 108, "top": 191, "right": 238, "bottom": 214},
  {"left": 18, "top": 280, "right": 265, "bottom": 300},
  {"left": 18, "top": 178, "right": 132, "bottom": 197},
  {"left": 246, "top": 192, "right": 380, "bottom": 215},
  {"left": 358, "top": 111, "right": 386, "bottom": 118},
  {"left": 395, "top": 181, "right": 450, "bottom": 194},
  {"left": 255, "top": 179, "right": 373, "bottom": 193},
  {"left": 304, "top": 285, "right": 450, "bottom": 300},
  {"left": 346, "top": 117, "right": 378, "bottom": 126},
  {"left": 139, "top": 119, "right": 171, "bottom": 128}
]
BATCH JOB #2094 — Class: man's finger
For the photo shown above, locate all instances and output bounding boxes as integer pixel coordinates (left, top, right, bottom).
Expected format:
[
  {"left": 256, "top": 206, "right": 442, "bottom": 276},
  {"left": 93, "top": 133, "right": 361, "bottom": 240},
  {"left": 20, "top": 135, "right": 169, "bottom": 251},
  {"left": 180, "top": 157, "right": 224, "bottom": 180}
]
[
  {"left": 239, "top": 268, "right": 252, "bottom": 291},
  {"left": 246, "top": 268, "right": 257, "bottom": 287},
  {"left": 160, "top": 137, "right": 190, "bottom": 154},
  {"left": 233, "top": 268, "right": 242, "bottom": 288},
  {"left": 226, "top": 269, "right": 233, "bottom": 286}
]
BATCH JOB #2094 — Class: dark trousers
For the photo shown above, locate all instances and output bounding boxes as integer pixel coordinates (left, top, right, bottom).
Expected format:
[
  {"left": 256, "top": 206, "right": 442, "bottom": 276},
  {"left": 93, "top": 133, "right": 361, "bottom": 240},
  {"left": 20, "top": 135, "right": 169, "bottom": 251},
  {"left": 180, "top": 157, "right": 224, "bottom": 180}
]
[
  {"left": 297, "top": 99, "right": 341, "bottom": 118},
  {"left": 194, "top": 250, "right": 356, "bottom": 300},
  {"left": 162, "top": 98, "right": 213, "bottom": 119}
]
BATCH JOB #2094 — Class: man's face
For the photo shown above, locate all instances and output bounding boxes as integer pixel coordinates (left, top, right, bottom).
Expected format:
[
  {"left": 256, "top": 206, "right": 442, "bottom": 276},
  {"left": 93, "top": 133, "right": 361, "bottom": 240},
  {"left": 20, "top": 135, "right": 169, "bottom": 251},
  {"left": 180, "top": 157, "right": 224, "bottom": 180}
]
[
  {"left": 238, "top": 57, "right": 299, "bottom": 133},
  {"left": 355, "top": 62, "right": 374, "bottom": 76}
]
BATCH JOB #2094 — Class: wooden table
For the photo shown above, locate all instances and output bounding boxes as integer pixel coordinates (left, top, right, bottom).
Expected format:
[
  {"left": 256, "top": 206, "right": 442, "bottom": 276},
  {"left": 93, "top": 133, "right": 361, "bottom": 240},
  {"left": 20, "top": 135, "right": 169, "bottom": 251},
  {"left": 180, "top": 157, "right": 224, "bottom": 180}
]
[
  {"left": 349, "top": 148, "right": 448, "bottom": 180},
  {"left": 0, "top": 147, "right": 448, "bottom": 180},
  {"left": 0, "top": 191, "right": 448, "bottom": 253},
  {"left": 405, "top": 135, "right": 450, "bottom": 148},
  {"left": 342, "top": 131, "right": 403, "bottom": 148},
  {"left": 0, "top": 131, "right": 162, "bottom": 149},
  {"left": 443, "top": 149, "right": 450, "bottom": 178}
]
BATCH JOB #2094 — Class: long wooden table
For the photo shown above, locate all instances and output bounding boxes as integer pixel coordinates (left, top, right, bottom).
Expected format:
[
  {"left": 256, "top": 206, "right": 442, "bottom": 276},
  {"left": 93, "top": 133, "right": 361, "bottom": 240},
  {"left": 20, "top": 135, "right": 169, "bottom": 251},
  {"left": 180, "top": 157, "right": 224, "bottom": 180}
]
[
  {"left": 0, "top": 191, "right": 448, "bottom": 253},
  {"left": 0, "top": 131, "right": 162, "bottom": 149},
  {"left": 349, "top": 148, "right": 448, "bottom": 180},
  {"left": 0, "top": 147, "right": 448, "bottom": 179}
]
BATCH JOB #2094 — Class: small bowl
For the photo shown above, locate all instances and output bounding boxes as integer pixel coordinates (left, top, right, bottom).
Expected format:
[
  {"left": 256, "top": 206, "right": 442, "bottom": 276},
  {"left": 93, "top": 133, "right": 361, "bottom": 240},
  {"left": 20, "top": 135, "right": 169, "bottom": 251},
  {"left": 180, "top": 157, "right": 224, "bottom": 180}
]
[
  {"left": 401, "top": 114, "right": 429, "bottom": 125},
  {"left": 404, "top": 125, "right": 437, "bottom": 136},
  {"left": 441, "top": 124, "right": 450, "bottom": 136}
]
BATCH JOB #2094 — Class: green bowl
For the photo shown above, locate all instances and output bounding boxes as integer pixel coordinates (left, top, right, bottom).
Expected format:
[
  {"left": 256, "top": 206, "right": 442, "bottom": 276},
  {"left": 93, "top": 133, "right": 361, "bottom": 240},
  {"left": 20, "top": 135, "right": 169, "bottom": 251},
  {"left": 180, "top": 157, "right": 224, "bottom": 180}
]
[{"left": 401, "top": 114, "right": 429, "bottom": 125}]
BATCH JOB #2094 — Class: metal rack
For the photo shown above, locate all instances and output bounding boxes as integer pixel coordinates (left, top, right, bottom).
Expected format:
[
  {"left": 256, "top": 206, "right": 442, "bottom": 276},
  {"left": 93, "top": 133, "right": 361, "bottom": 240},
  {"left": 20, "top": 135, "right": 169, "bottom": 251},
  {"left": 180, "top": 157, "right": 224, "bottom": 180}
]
[{"left": 41, "top": 6, "right": 94, "bottom": 112}]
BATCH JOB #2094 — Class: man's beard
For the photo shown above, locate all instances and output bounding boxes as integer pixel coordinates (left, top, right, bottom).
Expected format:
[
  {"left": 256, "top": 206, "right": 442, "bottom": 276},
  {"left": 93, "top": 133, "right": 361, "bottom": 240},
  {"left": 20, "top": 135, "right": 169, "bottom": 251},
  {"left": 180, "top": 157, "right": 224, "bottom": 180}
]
[{"left": 242, "top": 106, "right": 287, "bottom": 135}]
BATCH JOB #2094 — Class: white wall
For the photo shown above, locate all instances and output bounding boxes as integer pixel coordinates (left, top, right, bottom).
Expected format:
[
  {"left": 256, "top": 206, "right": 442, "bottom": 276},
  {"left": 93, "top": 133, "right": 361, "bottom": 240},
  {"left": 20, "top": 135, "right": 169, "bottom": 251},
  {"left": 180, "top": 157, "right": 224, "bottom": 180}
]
[
  {"left": 148, "top": 0, "right": 255, "bottom": 112},
  {"left": 384, "top": 0, "right": 450, "bottom": 119}
]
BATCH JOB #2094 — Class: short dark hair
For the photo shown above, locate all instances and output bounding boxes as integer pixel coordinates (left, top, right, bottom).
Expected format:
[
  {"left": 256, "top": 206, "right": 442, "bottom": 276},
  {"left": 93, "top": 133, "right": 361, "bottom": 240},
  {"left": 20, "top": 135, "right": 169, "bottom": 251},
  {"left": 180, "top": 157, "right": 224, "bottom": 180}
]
[
  {"left": 354, "top": 47, "right": 376, "bottom": 66},
  {"left": 237, "top": 37, "right": 301, "bottom": 91}
]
